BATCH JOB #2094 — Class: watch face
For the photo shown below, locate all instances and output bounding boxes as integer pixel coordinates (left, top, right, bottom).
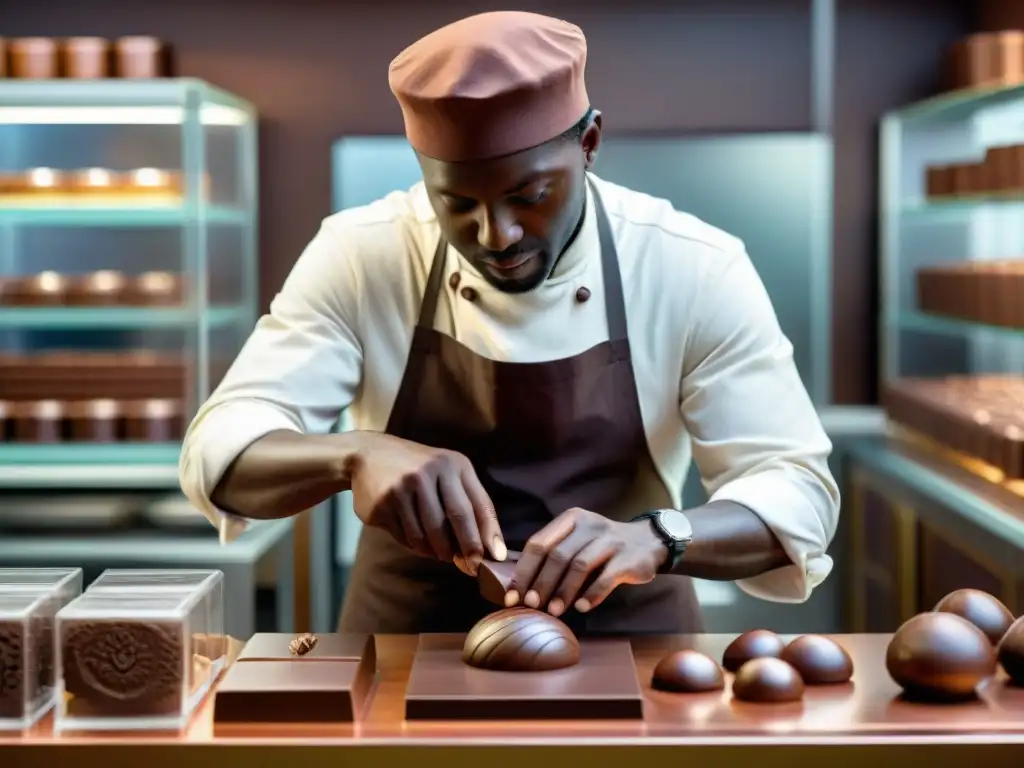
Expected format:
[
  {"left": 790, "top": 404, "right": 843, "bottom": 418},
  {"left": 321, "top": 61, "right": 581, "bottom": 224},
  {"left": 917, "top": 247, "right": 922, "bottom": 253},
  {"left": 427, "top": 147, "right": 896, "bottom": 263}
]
[{"left": 657, "top": 509, "right": 693, "bottom": 542}]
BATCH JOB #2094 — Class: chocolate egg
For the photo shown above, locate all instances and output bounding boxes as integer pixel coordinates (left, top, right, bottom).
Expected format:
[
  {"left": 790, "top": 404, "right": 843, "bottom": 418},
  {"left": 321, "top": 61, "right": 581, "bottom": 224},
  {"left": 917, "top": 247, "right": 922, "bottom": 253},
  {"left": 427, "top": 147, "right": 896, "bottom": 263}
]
[
  {"left": 722, "top": 629, "right": 785, "bottom": 672},
  {"left": 462, "top": 607, "right": 580, "bottom": 672},
  {"left": 996, "top": 615, "right": 1024, "bottom": 685},
  {"left": 780, "top": 635, "right": 854, "bottom": 684},
  {"left": 732, "top": 657, "right": 805, "bottom": 703},
  {"left": 934, "top": 589, "right": 1014, "bottom": 645},
  {"left": 651, "top": 649, "right": 725, "bottom": 693},
  {"left": 886, "top": 612, "right": 997, "bottom": 701}
]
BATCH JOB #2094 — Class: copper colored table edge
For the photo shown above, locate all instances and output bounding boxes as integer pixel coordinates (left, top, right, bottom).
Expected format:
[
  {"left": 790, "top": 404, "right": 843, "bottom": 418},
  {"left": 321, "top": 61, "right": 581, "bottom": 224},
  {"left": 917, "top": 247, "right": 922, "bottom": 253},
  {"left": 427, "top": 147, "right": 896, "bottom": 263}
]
[{"left": 4, "top": 634, "right": 1024, "bottom": 768}]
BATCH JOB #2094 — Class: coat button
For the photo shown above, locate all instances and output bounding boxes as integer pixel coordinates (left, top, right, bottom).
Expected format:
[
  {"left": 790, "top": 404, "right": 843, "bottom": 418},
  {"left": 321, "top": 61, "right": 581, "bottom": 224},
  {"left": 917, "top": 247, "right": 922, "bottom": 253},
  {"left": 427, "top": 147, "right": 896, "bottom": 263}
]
[
  {"left": 449, "top": 272, "right": 461, "bottom": 290},
  {"left": 575, "top": 286, "right": 591, "bottom": 303},
  {"left": 460, "top": 286, "right": 478, "bottom": 302}
]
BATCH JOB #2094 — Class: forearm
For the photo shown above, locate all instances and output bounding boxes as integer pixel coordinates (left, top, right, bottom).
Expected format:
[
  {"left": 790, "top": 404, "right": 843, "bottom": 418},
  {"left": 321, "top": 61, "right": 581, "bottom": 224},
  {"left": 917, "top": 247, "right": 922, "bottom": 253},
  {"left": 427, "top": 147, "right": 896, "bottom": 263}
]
[
  {"left": 670, "top": 500, "right": 791, "bottom": 580},
  {"left": 211, "top": 429, "right": 363, "bottom": 520}
]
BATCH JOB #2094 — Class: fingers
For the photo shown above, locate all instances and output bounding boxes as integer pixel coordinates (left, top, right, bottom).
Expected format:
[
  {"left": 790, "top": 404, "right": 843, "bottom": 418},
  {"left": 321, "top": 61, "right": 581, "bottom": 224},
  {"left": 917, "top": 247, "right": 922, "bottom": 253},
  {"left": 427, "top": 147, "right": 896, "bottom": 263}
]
[
  {"left": 507, "top": 512, "right": 577, "bottom": 607},
  {"left": 410, "top": 473, "right": 453, "bottom": 562},
  {"left": 551, "top": 540, "right": 617, "bottom": 614},
  {"left": 520, "top": 528, "right": 594, "bottom": 614},
  {"left": 438, "top": 471, "right": 484, "bottom": 574},
  {"left": 460, "top": 464, "right": 506, "bottom": 561}
]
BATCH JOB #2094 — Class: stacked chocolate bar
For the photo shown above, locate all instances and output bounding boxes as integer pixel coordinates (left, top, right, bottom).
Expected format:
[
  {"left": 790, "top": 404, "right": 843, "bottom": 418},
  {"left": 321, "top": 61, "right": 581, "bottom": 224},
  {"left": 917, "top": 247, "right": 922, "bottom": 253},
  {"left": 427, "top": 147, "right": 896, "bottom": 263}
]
[
  {"left": 884, "top": 377, "right": 1024, "bottom": 479},
  {"left": 916, "top": 260, "right": 1024, "bottom": 328},
  {"left": 925, "top": 145, "right": 1024, "bottom": 199}
]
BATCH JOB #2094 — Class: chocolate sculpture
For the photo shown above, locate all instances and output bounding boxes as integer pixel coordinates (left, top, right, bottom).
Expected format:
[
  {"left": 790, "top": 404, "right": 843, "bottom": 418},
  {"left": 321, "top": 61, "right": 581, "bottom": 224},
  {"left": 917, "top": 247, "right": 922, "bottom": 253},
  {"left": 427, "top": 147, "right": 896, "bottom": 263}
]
[
  {"left": 996, "top": 616, "right": 1024, "bottom": 685},
  {"left": 651, "top": 649, "right": 724, "bottom": 693},
  {"left": 934, "top": 589, "right": 1014, "bottom": 645},
  {"left": 732, "top": 658, "right": 804, "bottom": 703},
  {"left": 462, "top": 608, "right": 580, "bottom": 672},
  {"left": 722, "top": 629, "right": 785, "bottom": 672},
  {"left": 780, "top": 635, "right": 854, "bottom": 685},
  {"left": 886, "top": 612, "right": 997, "bottom": 701}
]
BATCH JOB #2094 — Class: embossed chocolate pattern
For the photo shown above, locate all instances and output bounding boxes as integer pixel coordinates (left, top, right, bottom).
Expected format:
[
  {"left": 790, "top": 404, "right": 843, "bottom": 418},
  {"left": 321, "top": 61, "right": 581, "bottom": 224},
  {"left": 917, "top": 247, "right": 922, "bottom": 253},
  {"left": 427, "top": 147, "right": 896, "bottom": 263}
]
[
  {"left": 886, "top": 612, "right": 997, "bottom": 701},
  {"left": 0, "top": 622, "right": 24, "bottom": 718},
  {"left": 780, "top": 635, "right": 854, "bottom": 685},
  {"left": 62, "top": 621, "right": 183, "bottom": 715},
  {"left": 651, "top": 649, "right": 725, "bottom": 693},
  {"left": 732, "top": 657, "right": 805, "bottom": 703},
  {"left": 934, "top": 589, "right": 1015, "bottom": 646},
  {"left": 462, "top": 608, "right": 580, "bottom": 672},
  {"left": 722, "top": 629, "right": 785, "bottom": 673},
  {"left": 996, "top": 615, "right": 1024, "bottom": 685}
]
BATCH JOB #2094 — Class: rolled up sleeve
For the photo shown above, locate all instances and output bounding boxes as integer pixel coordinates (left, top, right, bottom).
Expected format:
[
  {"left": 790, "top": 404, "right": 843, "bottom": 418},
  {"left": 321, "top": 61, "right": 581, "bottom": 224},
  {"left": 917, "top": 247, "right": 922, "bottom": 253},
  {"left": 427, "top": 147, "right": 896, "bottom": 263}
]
[
  {"left": 179, "top": 221, "right": 364, "bottom": 542},
  {"left": 680, "top": 247, "right": 839, "bottom": 602}
]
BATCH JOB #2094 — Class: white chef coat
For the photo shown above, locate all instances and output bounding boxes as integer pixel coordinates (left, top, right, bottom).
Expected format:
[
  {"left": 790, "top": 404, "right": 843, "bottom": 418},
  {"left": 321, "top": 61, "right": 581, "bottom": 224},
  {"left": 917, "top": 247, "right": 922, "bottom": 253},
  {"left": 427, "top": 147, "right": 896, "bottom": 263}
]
[{"left": 179, "top": 173, "right": 839, "bottom": 603}]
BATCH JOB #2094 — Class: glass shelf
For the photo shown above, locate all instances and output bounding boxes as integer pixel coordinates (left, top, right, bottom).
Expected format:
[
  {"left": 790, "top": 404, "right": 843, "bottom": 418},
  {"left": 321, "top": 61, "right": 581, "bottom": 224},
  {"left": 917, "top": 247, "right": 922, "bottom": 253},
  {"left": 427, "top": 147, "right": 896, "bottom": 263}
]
[
  {"left": 0, "top": 306, "right": 247, "bottom": 329},
  {"left": 0, "top": 442, "right": 181, "bottom": 466},
  {"left": 896, "top": 311, "right": 1024, "bottom": 339},
  {"left": 0, "top": 204, "right": 248, "bottom": 227},
  {"left": 0, "top": 79, "right": 251, "bottom": 125},
  {"left": 893, "top": 81, "right": 1024, "bottom": 126}
]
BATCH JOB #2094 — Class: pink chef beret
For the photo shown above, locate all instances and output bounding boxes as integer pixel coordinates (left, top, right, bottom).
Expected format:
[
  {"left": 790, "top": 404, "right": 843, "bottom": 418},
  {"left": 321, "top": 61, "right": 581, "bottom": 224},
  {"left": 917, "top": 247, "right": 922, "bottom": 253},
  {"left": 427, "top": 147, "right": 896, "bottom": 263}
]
[{"left": 388, "top": 11, "right": 590, "bottom": 162}]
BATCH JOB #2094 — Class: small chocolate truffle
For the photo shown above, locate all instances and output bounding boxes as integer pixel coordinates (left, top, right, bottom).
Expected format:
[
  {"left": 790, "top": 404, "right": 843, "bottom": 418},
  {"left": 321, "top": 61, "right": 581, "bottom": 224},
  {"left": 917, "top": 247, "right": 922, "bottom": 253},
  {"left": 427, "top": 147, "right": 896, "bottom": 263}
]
[
  {"left": 886, "top": 612, "right": 997, "bottom": 702},
  {"left": 732, "top": 657, "right": 804, "bottom": 703},
  {"left": 934, "top": 589, "right": 1015, "bottom": 646},
  {"left": 651, "top": 649, "right": 725, "bottom": 693},
  {"left": 289, "top": 633, "right": 318, "bottom": 656},
  {"left": 462, "top": 608, "right": 579, "bottom": 672},
  {"left": 780, "top": 635, "right": 854, "bottom": 685},
  {"left": 722, "top": 629, "right": 785, "bottom": 673},
  {"left": 996, "top": 615, "right": 1024, "bottom": 685}
]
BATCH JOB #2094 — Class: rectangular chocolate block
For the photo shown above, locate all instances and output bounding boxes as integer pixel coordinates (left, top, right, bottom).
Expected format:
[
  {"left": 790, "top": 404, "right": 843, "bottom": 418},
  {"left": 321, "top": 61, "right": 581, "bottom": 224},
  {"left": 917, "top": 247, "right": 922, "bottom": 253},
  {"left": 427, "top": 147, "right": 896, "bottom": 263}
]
[
  {"left": 213, "top": 656, "right": 375, "bottom": 724},
  {"left": 404, "top": 633, "right": 643, "bottom": 721},
  {"left": 236, "top": 632, "right": 374, "bottom": 665}
]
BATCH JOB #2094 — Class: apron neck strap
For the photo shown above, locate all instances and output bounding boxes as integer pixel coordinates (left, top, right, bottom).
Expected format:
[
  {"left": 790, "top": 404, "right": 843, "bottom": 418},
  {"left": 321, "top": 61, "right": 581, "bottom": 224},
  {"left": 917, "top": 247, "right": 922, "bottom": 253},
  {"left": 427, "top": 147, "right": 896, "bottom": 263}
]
[{"left": 418, "top": 179, "right": 628, "bottom": 342}]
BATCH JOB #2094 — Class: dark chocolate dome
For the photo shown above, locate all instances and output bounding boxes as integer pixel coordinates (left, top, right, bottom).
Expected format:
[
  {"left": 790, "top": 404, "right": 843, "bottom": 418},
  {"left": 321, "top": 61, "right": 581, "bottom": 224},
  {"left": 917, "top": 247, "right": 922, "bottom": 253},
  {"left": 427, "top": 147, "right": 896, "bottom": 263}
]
[
  {"left": 651, "top": 649, "right": 725, "bottom": 693},
  {"left": 780, "top": 635, "right": 854, "bottom": 685},
  {"left": 886, "top": 612, "right": 997, "bottom": 701},
  {"left": 996, "top": 615, "right": 1024, "bottom": 685},
  {"left": 462, "top": 608, "right": 580, "bottom": 672},
  {"left": 722, "top": 629, "right": 785, "bottom": 673},
  {"left": 732, "top": 657, "right": 804, "bottom": 703},
  {"left": 934, "top": 589, "right": 1014, "bottom": 646}
]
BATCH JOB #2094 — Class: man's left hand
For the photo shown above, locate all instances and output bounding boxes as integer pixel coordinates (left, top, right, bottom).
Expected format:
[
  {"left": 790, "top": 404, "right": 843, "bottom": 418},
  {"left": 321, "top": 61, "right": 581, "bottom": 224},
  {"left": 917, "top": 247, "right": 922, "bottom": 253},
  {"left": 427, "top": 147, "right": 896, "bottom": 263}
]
[{"left": 506, "top": 507, "right": 668, "bottom": 617}]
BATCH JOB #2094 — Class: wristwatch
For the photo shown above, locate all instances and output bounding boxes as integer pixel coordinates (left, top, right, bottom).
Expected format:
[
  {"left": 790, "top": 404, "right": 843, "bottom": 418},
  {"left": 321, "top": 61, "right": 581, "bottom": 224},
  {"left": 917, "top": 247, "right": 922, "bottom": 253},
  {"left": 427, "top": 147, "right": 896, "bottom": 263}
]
[{"left": 631, "top": 509, "right": 693, "bottom": 574}]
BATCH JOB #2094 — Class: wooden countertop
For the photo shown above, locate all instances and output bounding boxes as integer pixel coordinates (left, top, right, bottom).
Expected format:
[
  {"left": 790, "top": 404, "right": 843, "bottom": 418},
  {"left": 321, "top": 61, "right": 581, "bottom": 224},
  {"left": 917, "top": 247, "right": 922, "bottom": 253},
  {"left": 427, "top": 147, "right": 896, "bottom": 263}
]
[{"left": 5, "top": 633, "right": 1024, "bottom": 768}]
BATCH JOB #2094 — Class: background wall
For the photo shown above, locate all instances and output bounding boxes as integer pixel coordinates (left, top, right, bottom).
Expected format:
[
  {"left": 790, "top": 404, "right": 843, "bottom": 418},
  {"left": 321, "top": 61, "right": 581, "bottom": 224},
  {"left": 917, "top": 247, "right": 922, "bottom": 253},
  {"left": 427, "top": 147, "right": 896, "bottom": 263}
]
[{"left": 0, "top": 0, "right": 976, "bottom": 404}]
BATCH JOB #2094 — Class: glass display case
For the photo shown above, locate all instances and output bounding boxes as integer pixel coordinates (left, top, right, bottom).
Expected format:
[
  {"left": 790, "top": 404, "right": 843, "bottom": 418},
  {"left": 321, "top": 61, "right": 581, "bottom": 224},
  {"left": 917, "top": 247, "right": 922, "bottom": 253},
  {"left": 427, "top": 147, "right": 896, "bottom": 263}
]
[
  {"left": 880, "top": 82, "right": 1024, "bottom": 495},
  {"left": 0, "top": 78, "right": 258, "bottom": 470}
]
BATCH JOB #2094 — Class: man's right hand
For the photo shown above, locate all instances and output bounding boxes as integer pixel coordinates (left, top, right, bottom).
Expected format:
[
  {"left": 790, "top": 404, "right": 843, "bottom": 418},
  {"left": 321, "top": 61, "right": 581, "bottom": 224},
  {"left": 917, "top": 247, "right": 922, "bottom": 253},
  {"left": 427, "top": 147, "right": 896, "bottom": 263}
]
[{"left": 348, "top": 432, "right": 506, "bottom": 575}]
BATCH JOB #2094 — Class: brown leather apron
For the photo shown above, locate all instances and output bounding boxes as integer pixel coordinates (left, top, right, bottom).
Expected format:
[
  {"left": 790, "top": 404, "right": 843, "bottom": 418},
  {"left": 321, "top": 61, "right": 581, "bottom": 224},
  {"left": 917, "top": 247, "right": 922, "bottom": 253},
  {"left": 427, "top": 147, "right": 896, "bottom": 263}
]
[{"left": 338, "top": 182, "right": 701, "bottom": 637}]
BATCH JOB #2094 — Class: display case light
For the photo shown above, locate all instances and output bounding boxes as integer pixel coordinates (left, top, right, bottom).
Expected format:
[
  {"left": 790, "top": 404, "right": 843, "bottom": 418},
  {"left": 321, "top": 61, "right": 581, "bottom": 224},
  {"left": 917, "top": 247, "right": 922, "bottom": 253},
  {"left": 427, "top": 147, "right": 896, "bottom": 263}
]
[{"left": 0, "top": 104, "right": 247, "bottom": 126}]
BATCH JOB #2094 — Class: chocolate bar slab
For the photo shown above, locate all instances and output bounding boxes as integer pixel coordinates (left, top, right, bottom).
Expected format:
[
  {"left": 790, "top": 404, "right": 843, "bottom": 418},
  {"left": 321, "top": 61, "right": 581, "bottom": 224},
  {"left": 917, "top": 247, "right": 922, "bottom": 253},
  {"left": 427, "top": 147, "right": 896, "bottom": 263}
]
[
  {"left": 404, "top": 633, "right": 643, "bottom": 720},
  {"left": 213, "top": 658, "right": 374, "bottom": 723},
  {"left": 236, "top": 633, "right": 374, "bottom": 665}
]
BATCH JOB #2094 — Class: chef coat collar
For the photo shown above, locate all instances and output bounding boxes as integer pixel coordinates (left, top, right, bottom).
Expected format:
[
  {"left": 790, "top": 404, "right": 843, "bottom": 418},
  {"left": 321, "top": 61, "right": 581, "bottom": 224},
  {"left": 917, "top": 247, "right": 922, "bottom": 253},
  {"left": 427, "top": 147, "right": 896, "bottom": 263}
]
[{"left": 451, "top": 174, "right": 599, "bottom": 288}]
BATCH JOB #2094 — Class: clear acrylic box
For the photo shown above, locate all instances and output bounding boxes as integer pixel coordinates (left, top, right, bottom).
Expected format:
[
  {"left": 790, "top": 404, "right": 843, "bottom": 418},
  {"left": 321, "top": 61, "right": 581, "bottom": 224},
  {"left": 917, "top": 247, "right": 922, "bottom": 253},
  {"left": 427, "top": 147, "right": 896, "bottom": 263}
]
[
  {"left": 86, "top": 569, "right": 226, "bottom": 673},
  {"left": 0, "top": 568, "right": 83, "bottom": 606},
  {"left": 55, "top": 590, "right": 219, "bottom": 731},
  {"left": 0, "top": 591, "right": 63, "bottom": 730}
]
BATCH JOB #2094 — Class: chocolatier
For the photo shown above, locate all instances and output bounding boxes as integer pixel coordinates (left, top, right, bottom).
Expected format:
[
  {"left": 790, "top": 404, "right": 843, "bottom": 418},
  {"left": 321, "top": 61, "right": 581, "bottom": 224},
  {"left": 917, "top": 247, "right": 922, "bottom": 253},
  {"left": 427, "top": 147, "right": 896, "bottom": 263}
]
[{"left": 180, "top": 10, "right": 838, "bottom": 639}]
